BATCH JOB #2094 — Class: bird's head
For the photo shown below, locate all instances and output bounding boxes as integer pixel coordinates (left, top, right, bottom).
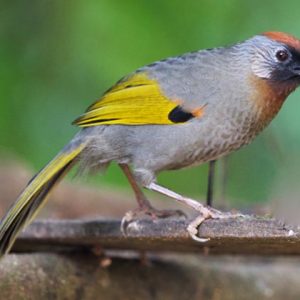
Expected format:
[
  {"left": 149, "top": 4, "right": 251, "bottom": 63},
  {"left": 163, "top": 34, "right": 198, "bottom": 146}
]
[
  {"left": 250, "top": 31, "right": 300, "bottom": 86},
  {"left": 239, "top": 32, "right": 300, "bottom": 125}
]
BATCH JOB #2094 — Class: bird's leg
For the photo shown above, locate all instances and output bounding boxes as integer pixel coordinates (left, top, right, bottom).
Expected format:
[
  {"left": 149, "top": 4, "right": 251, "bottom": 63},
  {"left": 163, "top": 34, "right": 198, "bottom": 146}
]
[
  {"left": 119, "top": 164, "right": 186, "bottom": 227},
  {"left": 220, "top": 157, "right": 228, "bottom": 206},
  {"left": 146, "top": 182, "right": 243, "bottom": 242},
  {"left": 206, "top": 160, "right": 216, "bottom": 207},
  {"left": 119, "top": 163, "right": 153, "bottom": 211}
]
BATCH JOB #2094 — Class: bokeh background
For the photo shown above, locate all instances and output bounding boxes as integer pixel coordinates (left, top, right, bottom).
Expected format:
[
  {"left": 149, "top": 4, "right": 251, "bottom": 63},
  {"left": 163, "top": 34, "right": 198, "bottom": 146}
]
[{"left": 1, "top": 0, "right": 300, "bottom": 213}]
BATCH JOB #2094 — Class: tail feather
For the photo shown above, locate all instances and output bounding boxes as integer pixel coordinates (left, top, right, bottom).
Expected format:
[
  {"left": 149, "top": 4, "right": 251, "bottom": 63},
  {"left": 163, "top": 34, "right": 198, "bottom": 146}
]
[{"left": 0, "top": 144, "right": 84, "bottom": 257}]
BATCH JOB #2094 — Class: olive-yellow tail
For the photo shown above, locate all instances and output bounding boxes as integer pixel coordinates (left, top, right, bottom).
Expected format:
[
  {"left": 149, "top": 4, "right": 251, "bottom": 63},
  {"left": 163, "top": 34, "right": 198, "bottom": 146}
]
[{"left": 0, "top": 143, "right": 85, "bottom": 258}]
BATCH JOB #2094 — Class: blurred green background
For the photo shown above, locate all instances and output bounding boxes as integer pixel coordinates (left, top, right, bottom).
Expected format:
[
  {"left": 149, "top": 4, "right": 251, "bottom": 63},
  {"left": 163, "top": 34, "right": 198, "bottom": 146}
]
[{"left": 1, "top": 0, "right": 300, "bottom": 208}]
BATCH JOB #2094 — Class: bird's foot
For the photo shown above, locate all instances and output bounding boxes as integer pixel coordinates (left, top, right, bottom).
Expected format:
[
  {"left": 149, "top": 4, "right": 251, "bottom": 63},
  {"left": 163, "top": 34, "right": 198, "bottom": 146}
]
[
  {"left": 121, "top": 205, "right": 186, "bottom": 235},
  {"left": 187, "top": 206, "right": 244, "bottom": 242}
]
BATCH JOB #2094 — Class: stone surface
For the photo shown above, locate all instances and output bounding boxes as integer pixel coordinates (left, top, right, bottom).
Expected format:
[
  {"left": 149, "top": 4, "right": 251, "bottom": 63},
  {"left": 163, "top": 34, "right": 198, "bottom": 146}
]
[
  {"left": 12, "top": 216, "right": 300, "bottom": 255},
  {"left": 1, "top": 253, "right": 300, "bottom": 300}
]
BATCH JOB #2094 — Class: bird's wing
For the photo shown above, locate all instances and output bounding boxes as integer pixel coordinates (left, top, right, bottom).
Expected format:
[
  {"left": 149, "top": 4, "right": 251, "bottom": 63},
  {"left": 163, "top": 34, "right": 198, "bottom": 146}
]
[{"left": 73, "top": 72, "right": 205, "bottom": 127}]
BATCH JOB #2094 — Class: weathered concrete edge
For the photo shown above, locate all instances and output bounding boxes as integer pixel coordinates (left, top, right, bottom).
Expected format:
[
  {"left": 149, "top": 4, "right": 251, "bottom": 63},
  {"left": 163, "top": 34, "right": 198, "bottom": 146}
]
[{"left": 10, "top": 216, "right": 300, "bottom": 255}]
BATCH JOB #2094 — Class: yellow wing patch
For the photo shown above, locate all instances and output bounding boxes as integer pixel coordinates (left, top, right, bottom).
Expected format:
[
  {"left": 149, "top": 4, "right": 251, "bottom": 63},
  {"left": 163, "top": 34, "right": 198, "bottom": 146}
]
[{"left": 73, "top": 73, "right": 179, "bottom": 127}]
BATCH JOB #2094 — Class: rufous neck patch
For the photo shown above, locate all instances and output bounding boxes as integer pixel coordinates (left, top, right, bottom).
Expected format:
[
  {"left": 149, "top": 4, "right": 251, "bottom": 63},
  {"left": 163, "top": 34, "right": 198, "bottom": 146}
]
[{"left": 263, "top": 31, "right": 300, "bottom": 51}]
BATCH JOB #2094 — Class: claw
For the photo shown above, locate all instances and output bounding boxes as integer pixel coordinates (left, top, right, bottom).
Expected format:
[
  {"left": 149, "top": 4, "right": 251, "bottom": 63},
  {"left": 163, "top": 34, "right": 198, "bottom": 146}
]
[
  {"left": 187, "top": 207, "right": 244, "bottom": 242},
  {"left": 121, "top": 206, "right": 187, "bottom": 236},
  {"left": 121, "top": 210, "right": 134, "bottom": 235},
  {"left": 187, "top": 214, "right": 210, "bottom": 242}
]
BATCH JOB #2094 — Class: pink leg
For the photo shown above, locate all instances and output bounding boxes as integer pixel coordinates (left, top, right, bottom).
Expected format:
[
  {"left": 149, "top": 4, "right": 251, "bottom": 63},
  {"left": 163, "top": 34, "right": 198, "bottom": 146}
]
[
  {"left": 119, "top": 164, "right": 152, "bottom": 210},
  {"left": 119, "top": 164, "right": 186, "bottom": 233},
  {"left": 146, "top": 182, "right": 243, "bottom": 242}
]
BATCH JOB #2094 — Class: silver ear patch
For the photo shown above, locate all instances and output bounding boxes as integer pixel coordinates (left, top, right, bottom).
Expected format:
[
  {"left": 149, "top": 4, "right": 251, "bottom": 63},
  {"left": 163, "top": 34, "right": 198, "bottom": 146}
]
[{"left": 251, "top": 59, "right": 273, "bottom": 79}]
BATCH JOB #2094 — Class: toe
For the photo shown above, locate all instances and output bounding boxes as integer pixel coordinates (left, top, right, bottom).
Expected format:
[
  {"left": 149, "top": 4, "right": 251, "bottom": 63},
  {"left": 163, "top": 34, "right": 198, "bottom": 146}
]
[
  {"left": 187, "top": 222, "right": 210, "bottom": 242},
  {"left": 187, "top": 214, "right": 211, "bottom": 242}
]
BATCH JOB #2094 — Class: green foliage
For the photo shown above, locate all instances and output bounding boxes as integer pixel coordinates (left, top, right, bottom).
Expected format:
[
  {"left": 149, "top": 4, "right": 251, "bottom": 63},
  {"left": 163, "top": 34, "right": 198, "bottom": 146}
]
[{"left": 1, "top": 0, "right": 300, "bottom": 206}]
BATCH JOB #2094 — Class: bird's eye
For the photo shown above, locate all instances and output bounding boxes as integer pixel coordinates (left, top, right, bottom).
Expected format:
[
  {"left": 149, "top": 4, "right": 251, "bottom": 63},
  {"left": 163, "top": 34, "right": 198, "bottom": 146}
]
[{"left": 275, "top": 49, "right": 289, "bottom": 62}]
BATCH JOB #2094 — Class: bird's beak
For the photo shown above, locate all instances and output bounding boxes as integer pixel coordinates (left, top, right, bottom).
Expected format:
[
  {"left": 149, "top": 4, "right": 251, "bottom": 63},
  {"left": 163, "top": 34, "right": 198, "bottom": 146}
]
[
  {"left": 291, "top": 63, "right": 300, "bottom": 76},
  {"left": 292, "top": 64, "right": 300, "bottom": 76}
]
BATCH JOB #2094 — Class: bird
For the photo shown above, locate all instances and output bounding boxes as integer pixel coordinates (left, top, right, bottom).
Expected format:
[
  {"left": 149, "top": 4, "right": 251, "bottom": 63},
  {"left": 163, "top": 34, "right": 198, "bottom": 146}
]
[{"left": 1, "top": 31, "right": 300, "bottom": 257}]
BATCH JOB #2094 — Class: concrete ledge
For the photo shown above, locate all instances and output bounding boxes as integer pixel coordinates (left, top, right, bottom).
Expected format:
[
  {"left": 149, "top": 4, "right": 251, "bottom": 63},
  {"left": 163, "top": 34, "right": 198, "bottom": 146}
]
[{"left": 12, "top": 216, "right": 300, "bottom": 255}]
